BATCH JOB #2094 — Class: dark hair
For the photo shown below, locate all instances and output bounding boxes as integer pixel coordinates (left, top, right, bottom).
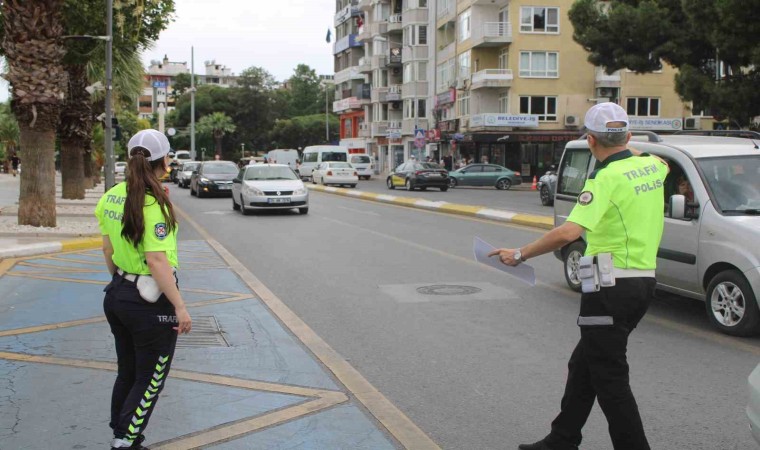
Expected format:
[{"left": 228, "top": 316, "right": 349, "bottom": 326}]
[{"left": 122, "top": 146, "right": 177, "bottom": 247}]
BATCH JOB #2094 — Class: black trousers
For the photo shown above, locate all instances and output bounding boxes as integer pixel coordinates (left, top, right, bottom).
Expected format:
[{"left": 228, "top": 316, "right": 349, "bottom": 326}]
[
  {"left": 545, "top": 277, "right": 656, "bottom": 450},
  {"left": 103, "top": 272, "right": 178, "bottom": 444}
]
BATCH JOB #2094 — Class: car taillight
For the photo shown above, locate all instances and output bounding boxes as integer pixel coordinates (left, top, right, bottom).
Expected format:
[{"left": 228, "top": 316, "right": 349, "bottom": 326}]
[
  {"left": 515, "top": 172, "right": 521, "bottom": 176},
  {"left": 327, "top": 170, "right": 333, "bottom": 176},
  {"left": 415, "top": 171, "right": 422, "bottom": 175}
]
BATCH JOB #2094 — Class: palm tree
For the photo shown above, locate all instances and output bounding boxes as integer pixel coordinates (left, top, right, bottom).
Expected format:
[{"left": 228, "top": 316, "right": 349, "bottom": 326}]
[
  {"left": 1, "top": 0, "right": 67, "bottom": 227},
  {"left": 198, "top": 112, "right": 236, "bottom": 159}
]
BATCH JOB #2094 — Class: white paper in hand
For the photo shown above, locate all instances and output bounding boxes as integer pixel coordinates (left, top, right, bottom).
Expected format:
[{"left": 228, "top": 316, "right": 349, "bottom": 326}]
[{"left": 473, "top": 237, "right": 536, "bottom": 286}]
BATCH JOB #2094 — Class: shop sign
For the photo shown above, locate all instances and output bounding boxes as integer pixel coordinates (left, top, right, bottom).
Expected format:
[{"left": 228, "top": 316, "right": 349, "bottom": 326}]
[
  {"left": 436, "top": 88, "right": 456, "bottom": 107},
  {"left": 629, "top": 117, "right": 683, "bottom": 131},
  {"left": 389, "top": 47, "right": 402, "bottom": 65},
  {"left": 470, "top": 113, "right": 539, "bottom": 128}
]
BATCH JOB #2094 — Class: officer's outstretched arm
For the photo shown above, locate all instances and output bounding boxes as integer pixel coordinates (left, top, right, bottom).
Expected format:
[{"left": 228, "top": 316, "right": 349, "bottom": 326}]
[{"left": 521, "top": 221, "right": 585, "bottom": 261}]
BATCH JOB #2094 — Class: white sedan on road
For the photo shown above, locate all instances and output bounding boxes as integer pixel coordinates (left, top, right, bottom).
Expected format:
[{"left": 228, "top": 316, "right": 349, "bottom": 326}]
[
  {"left": 311, "top": 162, "right": 358, "bottom": 188},
  {"left": 231, "top": 164, "right": 308, "bottom": 215}
]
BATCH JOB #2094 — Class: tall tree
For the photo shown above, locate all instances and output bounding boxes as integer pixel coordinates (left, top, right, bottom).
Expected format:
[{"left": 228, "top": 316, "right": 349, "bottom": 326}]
[
  {"left": 171, "top": 72, "right": 199, "bottom": 100},
  {"left": 197, "top": 112, "right": 236, "bottom": 158},
  {"left": 1, "top": 0, "right": 67, "bottom": 227},
  {"left": 569, "top": 0, "right": 760, "bottom": 126},
  {"left": 268, "top": 114, "right": 339, "bottom": 150},
  {"left": 286, "top": 64, "right": 323, "bottom": 116}
]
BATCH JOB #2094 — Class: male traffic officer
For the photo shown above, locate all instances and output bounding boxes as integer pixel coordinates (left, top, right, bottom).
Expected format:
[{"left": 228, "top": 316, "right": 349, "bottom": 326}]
[{"left": 488, "top": 102, "right": 668, "bottom": 450}]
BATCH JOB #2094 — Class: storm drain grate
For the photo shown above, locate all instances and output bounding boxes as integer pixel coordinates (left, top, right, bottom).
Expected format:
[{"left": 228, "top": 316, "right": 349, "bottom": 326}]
[
  {"left": 416, "top": 285, "right": 483, "bottom": 296},
  {"left": 176, "top": 315, "right": 229, "bottom": 348}
]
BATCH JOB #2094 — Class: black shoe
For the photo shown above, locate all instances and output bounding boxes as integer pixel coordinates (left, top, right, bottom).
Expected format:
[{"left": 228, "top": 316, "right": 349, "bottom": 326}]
[{"left": 518, "top": 440, "right": 553, "bottom": 450}]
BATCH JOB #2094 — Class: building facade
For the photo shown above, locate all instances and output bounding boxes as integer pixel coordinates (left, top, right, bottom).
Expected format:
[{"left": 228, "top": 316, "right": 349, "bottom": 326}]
[{"left": 335, "top": 0, "right": 706, "bottom": 178}]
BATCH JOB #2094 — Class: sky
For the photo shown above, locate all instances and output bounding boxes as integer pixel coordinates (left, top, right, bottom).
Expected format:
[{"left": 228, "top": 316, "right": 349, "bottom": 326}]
[{"left": 0, "top": 0, "right": 336, "bottom": 101}]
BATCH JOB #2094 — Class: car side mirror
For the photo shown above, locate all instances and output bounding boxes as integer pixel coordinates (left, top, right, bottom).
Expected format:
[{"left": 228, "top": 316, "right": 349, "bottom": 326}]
[
  {"left": 669, "top": 195, "right": 687, "bottom": 220},
  {"left": 191, "top": 170, "right": 198, "bottom": 175},
  {"left": 233, "top": 178, "right": 241, "bottom": 183}
]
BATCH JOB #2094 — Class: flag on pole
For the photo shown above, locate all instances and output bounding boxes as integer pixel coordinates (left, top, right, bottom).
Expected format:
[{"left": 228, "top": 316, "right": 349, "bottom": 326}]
[{"left": 326, "top": 28, "right": 332, "bottom": 43}]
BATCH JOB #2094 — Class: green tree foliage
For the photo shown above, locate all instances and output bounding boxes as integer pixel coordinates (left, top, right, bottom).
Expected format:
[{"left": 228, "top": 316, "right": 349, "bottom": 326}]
[
  {"left": 197, "top": 112, "right": 236, "bottom": 158},
  {"left": 569, "top": 0, "right": 760, "bottom": 125},
  {"left": 171, "top": 72, "right": 200, "bottom": 100},
  {"left": 285, "top": 64, "right": 323, "bottom": 116},
  {"left": 268, "top": 114, "right": 339, "bottom": 150}
]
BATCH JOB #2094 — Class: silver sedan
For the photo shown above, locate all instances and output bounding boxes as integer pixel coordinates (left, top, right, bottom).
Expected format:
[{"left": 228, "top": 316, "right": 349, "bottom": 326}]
[{"left": 231, "top": 164, "right": 309, "bottom": 215}]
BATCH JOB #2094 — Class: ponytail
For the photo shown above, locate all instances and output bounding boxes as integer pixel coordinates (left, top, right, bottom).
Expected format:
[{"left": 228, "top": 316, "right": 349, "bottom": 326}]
[{"left": 121, "top": 147, "right": 178, "bottom": 247}]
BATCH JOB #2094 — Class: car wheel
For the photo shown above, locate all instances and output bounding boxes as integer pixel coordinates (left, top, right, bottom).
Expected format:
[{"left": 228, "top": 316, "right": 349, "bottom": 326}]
[
  {"left": 540, "top": 185, "right": 554, "bottom": 206},
  {"left": 190, "top": 184, "right": 196, "bottom": 196},
  {"left": 386, "top": 177, "right": 395, "bottom": 190},
  {"left": 312, "top": 177, "right": 316, "bottom": 184},
  {"left": 706, "top": 270, "right": 760, "bottom": 336},
  {"left": 563, "top": 241, "right": 586, "bottom": 292},
  {"left": 449, "top": 178, "right": 458, "bottom": 188},
  {"left": 350, "top": 184, "right": 356, "bottom": 188},
  {"left": 241, "top": 195, "right": 252, "bottom": 216},
  {"left": 405, "top": 178, "right": 414, "bottom": 190},
  {"left": 299, "top": 207, "right": 309, "bottom": 215},
  {"left": 232, "top": 195, "right": 240, "bottom": 211},
  {"left": 420, "top": 186, "right": 427, "bottom": 191},
  {"left": 496, "top": 179, "right": 512, "bottom": 190},
  {"left": 197, "top": 187, "right": 205, "bottom": 198},
  {"left": 440, "top": 186, "right": 448, "bottom": 192}
]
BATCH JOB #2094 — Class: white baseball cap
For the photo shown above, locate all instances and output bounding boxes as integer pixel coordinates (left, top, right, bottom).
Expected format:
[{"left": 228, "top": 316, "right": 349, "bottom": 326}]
[
  {"left": 584, "top": 102, "right": 629, "bottom": 133},
  {"left": 127, "top": 129, "right": 171, "bottom": 161}
]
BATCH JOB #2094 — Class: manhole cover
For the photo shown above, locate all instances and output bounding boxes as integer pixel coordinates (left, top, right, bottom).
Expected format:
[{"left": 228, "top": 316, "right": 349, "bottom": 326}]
[
  {"left": 416, "top": 285, "right": 483, "bottom": 296},
  {"left": 176, "top": 315, "right": 229, "bottom": 348}
]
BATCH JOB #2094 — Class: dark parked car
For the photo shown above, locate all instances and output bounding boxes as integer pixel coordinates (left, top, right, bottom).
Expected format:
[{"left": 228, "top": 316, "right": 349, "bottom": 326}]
[
  {"left": 537, "top": 165, "right": 558, "bottom": 206},
  {"left": 448, "top": 164, "right": 521, "bottom": 190},
  {"left": 189, "top": 161, "right": 239, "bottom": 198},
  {"left": 387, "top": 161, "right": 449, "bottom": 191}
]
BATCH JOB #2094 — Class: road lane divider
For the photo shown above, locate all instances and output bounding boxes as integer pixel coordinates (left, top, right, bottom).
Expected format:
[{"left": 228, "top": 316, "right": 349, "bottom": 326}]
[{"left": 308, "top": 184, "right": 554, "bottom": 230}]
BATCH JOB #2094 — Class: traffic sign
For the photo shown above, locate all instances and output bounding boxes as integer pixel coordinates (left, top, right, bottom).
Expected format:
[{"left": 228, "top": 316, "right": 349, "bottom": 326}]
[{"left": 414, "top": 128, "right": 426, "bottom": 149}]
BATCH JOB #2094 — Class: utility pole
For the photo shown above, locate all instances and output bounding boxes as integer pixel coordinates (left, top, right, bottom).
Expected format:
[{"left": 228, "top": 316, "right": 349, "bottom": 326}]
[
  {"left": 241, "top": 143, "right": 245, "bottom": 160},
  {"left": 190, "top": 46, "right": 196, "bottom": 160},
  {"left": 104, "top": 0, "right": 114, "bottom": 190},
  {"left": 325, "top": 86, "right": 329, "bottom": 142}
]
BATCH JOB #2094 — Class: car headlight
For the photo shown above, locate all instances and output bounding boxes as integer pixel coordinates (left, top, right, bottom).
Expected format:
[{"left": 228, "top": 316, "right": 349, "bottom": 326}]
[
  {"left": 200, "top": 177, "right": 211, "bottom": 183},
  {"left": 293, "top": 188, "right": 306, "bottom": 195},
  {"left": 244, "top": 185, "right": 264, "bottom": 196}
]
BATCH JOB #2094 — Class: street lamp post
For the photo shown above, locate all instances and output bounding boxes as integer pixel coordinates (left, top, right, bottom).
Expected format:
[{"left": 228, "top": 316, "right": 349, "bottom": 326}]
[{"left": 104, "top": 0, "right": 114, "bottom": 190}]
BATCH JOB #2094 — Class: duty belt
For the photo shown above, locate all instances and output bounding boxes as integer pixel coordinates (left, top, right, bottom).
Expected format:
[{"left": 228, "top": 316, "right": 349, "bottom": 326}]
[
  {"left": 116, "top": 268, "right": 139, "bottom": 282},
  {"left": 613, "top": 268, "right": 655, "bottom": 278}
]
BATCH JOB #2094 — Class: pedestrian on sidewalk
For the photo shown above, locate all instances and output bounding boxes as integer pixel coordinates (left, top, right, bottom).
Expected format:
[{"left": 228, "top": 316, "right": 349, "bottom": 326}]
[
  {"left": 10, "top": 153, "right": 20, "bottom": 177},
  {"left": 95, "top": 129, "right": 192, "bottom": 450},
  {"left": 488, "top": 102, "right": 668, "bottom": 450}
]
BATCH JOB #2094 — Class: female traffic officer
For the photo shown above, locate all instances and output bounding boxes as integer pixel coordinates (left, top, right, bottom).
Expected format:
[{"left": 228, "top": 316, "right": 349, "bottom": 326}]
[{"left": 95, "top": 129, "right": 192, "bottom": 449}]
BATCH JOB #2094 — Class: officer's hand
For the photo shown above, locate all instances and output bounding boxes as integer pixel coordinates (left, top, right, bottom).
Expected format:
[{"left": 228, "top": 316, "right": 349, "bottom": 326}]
[
  {"left": 174, "top": 306, "right": 192, "bottom": 334},
  {"left": 487, "top": 248, "right": 521, "bottom": 266}
]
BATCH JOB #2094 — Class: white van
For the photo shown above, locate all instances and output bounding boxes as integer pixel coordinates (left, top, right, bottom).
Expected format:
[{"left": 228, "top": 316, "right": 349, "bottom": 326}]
[
  {"left": 553, "top": 131, "right": 760, "bottom": 336},
  {"left": 299, "top": 145, "right": 349, "bottom": 180},
  {"left": 267, "top": 149, "right": 299, "bottom": 171},
  {"left": 349, "top": 154, "right": 374, "bottom": 180}
]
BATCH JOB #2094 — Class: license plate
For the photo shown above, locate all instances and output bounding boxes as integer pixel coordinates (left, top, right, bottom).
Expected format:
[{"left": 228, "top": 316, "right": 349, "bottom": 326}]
[
  {"left": 268, "top": 198, "right": 290, "bottom": 204},
  {"left": 219, "top": 185, "right": 231, "bottom": 190},
  {"left": 428, "top": 173, "right": 441, "bottom": 177}
]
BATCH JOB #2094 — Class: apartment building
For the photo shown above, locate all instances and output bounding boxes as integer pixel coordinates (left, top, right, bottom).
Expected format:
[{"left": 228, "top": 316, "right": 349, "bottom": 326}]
[{"left": 138, "top": 55, "right": 238, "bottom": 120}]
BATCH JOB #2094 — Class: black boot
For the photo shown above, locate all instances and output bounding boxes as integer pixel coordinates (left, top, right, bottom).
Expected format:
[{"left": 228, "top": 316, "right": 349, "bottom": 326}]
[{"left": 518, "top": 439, "right": 578, "bottom": 450}]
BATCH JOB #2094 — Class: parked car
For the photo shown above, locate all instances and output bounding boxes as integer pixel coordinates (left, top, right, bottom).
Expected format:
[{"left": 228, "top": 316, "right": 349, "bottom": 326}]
[
  {"left": 537, "top": 165, "right": 558, "bottom": 206},
  {"left": 312, "top": 161, "right": 358, "bottom": 187},
  {"left": 748, "top": 363, "right": 760, "bottom": 444},
  {"left": 114, "top": 162, "right": 127, "bottom": 176},
  {"left": 177, "top": 161, "right": 200, "bottom": 188},
  {"left": 189, "top": 161, "right": 239, "bottom": 197},
  {"left": 554, "top": 133, "right": 760, "bottom": 336},
  {"left": 231, "top": 164, "right": 308, "bottom": 215},
  {"left": 349, "top": 154, "right": 374, "bottom": 180},
  {"left": 447, "top": 163, "right": 521, "bottom": 190},
  {"left": 387, "top": 161, "right": 449, "bottom": 191}
]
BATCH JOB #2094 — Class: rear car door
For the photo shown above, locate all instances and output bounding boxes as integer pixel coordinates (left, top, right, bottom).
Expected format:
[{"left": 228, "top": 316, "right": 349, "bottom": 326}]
[{"left": 460, "top": 165, "right": 483, "bottom": 186}]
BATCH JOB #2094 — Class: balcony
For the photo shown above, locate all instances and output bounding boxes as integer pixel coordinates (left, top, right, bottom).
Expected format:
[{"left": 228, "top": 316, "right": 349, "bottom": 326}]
[
  {"left": 334, "top": 1, "right": 360, "bottom": 27},
  {"left": 358, "top": 0, "right": 371, "bottom": 12},
  {"left": 388, "top": 14, "right": 403, "bottom": 32},
  {"left": 402, "top": 7, "right": 428, "bottom": 27},
  {"left": 470, "top": 69, "right": 513, "bottom": 90},
  {"left": 402, "top": 45, "right": 429, "bottom": 61},
  {"left": 402, "top": 81, "right": 428, "bottom": 99},
  {"left": 371, "top": 121, "right": 388, "bottom": 137},
  {"left": 595, "top": 67, "right": 621, "bottom": 88},
  {"left": 386, "top": 84, "right": 402, "bottom": 101},
  {"left": 359, "top": 122, "right": 370, "bottom": 138},
  {"left": 371, "top": 54, "right": 388, "bottom": 70},
  {"left": 437, "top": 41, "right": 455, "bottom": 61},
  {"left": 357, "top": 25, "right": 372, "bottom": 42},
  {"left": 357, "top": 57, "right": 371, "bottom": 74},
  {"left": 372, "top": 21, "right": 388, "bottom": 36},
  {"left": 472, "top": 22, "right": 513, "bottom": 48},
  {"left": 371, "top": 87, "right": 388, "bottom": 103},
  {"left": 401, "top": 119, "right": 419, "bottom": 135},
  {"left": 334, "top": 66, "right": 366, "bottom": 85},
  {"left": 333, "top": 97, "right": 368, "bottom": 113},
  {"left": 333, "top": 34, "right": 362, "bottom": 55}
]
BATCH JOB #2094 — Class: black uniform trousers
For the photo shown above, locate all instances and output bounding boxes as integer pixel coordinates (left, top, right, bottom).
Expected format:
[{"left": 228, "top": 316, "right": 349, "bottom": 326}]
[
  {"left": 103, "top": 272, "right": 178, "bottom": 444},
  {"left": 545, "top": 277, "right": 656, "bottom": 450}
]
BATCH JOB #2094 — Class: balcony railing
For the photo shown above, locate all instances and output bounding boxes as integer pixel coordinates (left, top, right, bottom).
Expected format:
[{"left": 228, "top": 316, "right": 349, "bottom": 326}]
[
  {"left": 359, "top": 122, "right": 370, "bottom": 137},
  {"left": 358, "top": 0, "right": 371, "bottom": 12},
  {"left": 402, "top": 45, "right": 429, "bottom": 61},
  {"left": 595, "top": 67, "right": 622, "bottom": 87},
  {"left": 472, "top": 22, "right": 513, "bottom": 47},
  {"left": 388, "top": 14, "right": 403, "bottom": 32},
  {"left": 387, "top": 84, "right": 402, "bottom": 101},
  {"left": 388, "top": 120, "right": 402, "bottom": 131},
  {"left": 371, "top": 121, "right": 388, "bottom": 137},
  {"left": 357, "top": 57, "right": 371, "bottom": 73},
  {"left": 470, "top": 69, "right": 513, "bottom": 90},
  {"left": 334, "top": 66, "right": 365, "bottom": 85},
  {"left": 371, "top": 54, "right": 388, "bottom": 70},
  {"left": 371, "top": 87, "right": 388, "bottom": 103},
  {"left": 334, "top": 0, "right": 360, "bottom": 27}
]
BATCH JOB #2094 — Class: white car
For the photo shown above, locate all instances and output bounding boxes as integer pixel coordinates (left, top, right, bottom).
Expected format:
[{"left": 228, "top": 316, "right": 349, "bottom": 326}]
[
  {"left": 177, "top": 161, "right": 200, "bottom": 188},
  {"left": 231, "top": 164, "right": 308, "bottom": 215},
  {"left": 349, "top": 154, "right": 374, "bottom": 180},
  {"left": 311, "top": 162, "right": 358, "bottom": 188},
  {"left": 114, "top": 162, "right": 127, "bottom": 175}
]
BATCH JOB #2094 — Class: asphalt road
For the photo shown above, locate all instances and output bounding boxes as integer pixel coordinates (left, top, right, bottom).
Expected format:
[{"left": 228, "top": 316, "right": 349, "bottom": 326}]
[{"left": 171, "top": 184, "right": 760, "bottom": 450}]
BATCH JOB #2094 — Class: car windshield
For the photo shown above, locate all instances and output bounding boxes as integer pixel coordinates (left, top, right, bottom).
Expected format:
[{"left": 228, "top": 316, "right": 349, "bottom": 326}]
[
  {"left": 698, "top": 155, "right": 760, "bottom": 214},
  {"left": 244, "top": 166, "right": 298, "bottom": 181},
  {"left": 202, "top": 163, "right": 238, "bottom": 174},
  {"left": 182, "top": 163, "right": 199, "bottom": 171},
  {"left": 351, "top": 155, "right": 371, "bottom": 164},
  {"left": 322, "top": 152, "right": 347, "bottom": 162},
  {"left": 175, "top": 154, "right": 191, "bottom": 160},
  {"left": 417, "top": 163, "right": 443, "bottom": 170},
  {"left": 327, "top": 162, "right": 352, "bottom": 168}
]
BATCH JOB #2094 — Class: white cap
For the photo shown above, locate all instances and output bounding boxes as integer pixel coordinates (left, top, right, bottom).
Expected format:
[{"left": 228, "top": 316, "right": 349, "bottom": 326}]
[
  {"left": 127, "top": 129, "right": 171, "bottom": 162},
  {"left": 584, "top": 102, "right": 629, "bottom": 133}
]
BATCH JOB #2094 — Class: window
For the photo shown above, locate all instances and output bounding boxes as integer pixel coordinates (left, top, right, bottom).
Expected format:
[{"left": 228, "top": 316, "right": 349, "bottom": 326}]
[
  {"left": 458, "top": 50, "right": 471, "bottom": 78},
  {"left": 519, "top": 96, "right": 558, "bottom": 121},
  {"left": 437, "top": 0, "right": 454, "bottom": 17},
  {"left": 437, "top": 58, "right": 456, "bottom": 91},
  {"left": 498, "top": 48, "right": 509, "bottom": 70},
  {"left": 499, "top": 91, "right": 509, "bottom": 114},
  {"left": 458, "top": 93, "right": 470, "bottom": 117},
  {"left": 440, "top": 106, "right": 454, "bottom": 121},
  {"left": 459, "top": 9, "right": 471, "bottom": 42},
  {"left": 557, "top": 149, "right": 592, "bottom": 196},
  {"left": 520, "top": 6, "right": 560, "bottom": 33},
  {"left": 626, "top": 97, "right": 660, "bottom": 117},
  {"left": 519, "top": 51, "right": 559, "bottom": 78},
  {"left": 403, "top": 99, "right": 426, "bottom": 119},
  {"left": 403, "top": 62, "right": 427, "bottom": 83},
  {"left": 406, "top": 25, "right": 428, "bottom": 45}
]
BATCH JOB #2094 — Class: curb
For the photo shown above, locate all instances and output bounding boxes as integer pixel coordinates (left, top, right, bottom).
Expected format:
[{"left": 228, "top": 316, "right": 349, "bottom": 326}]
[
  {"left": 0, "top": 235, "right": 101, "bottom": 260},
  {"left": 307, "top": 185, "right": 554, "bottom": 230}
]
